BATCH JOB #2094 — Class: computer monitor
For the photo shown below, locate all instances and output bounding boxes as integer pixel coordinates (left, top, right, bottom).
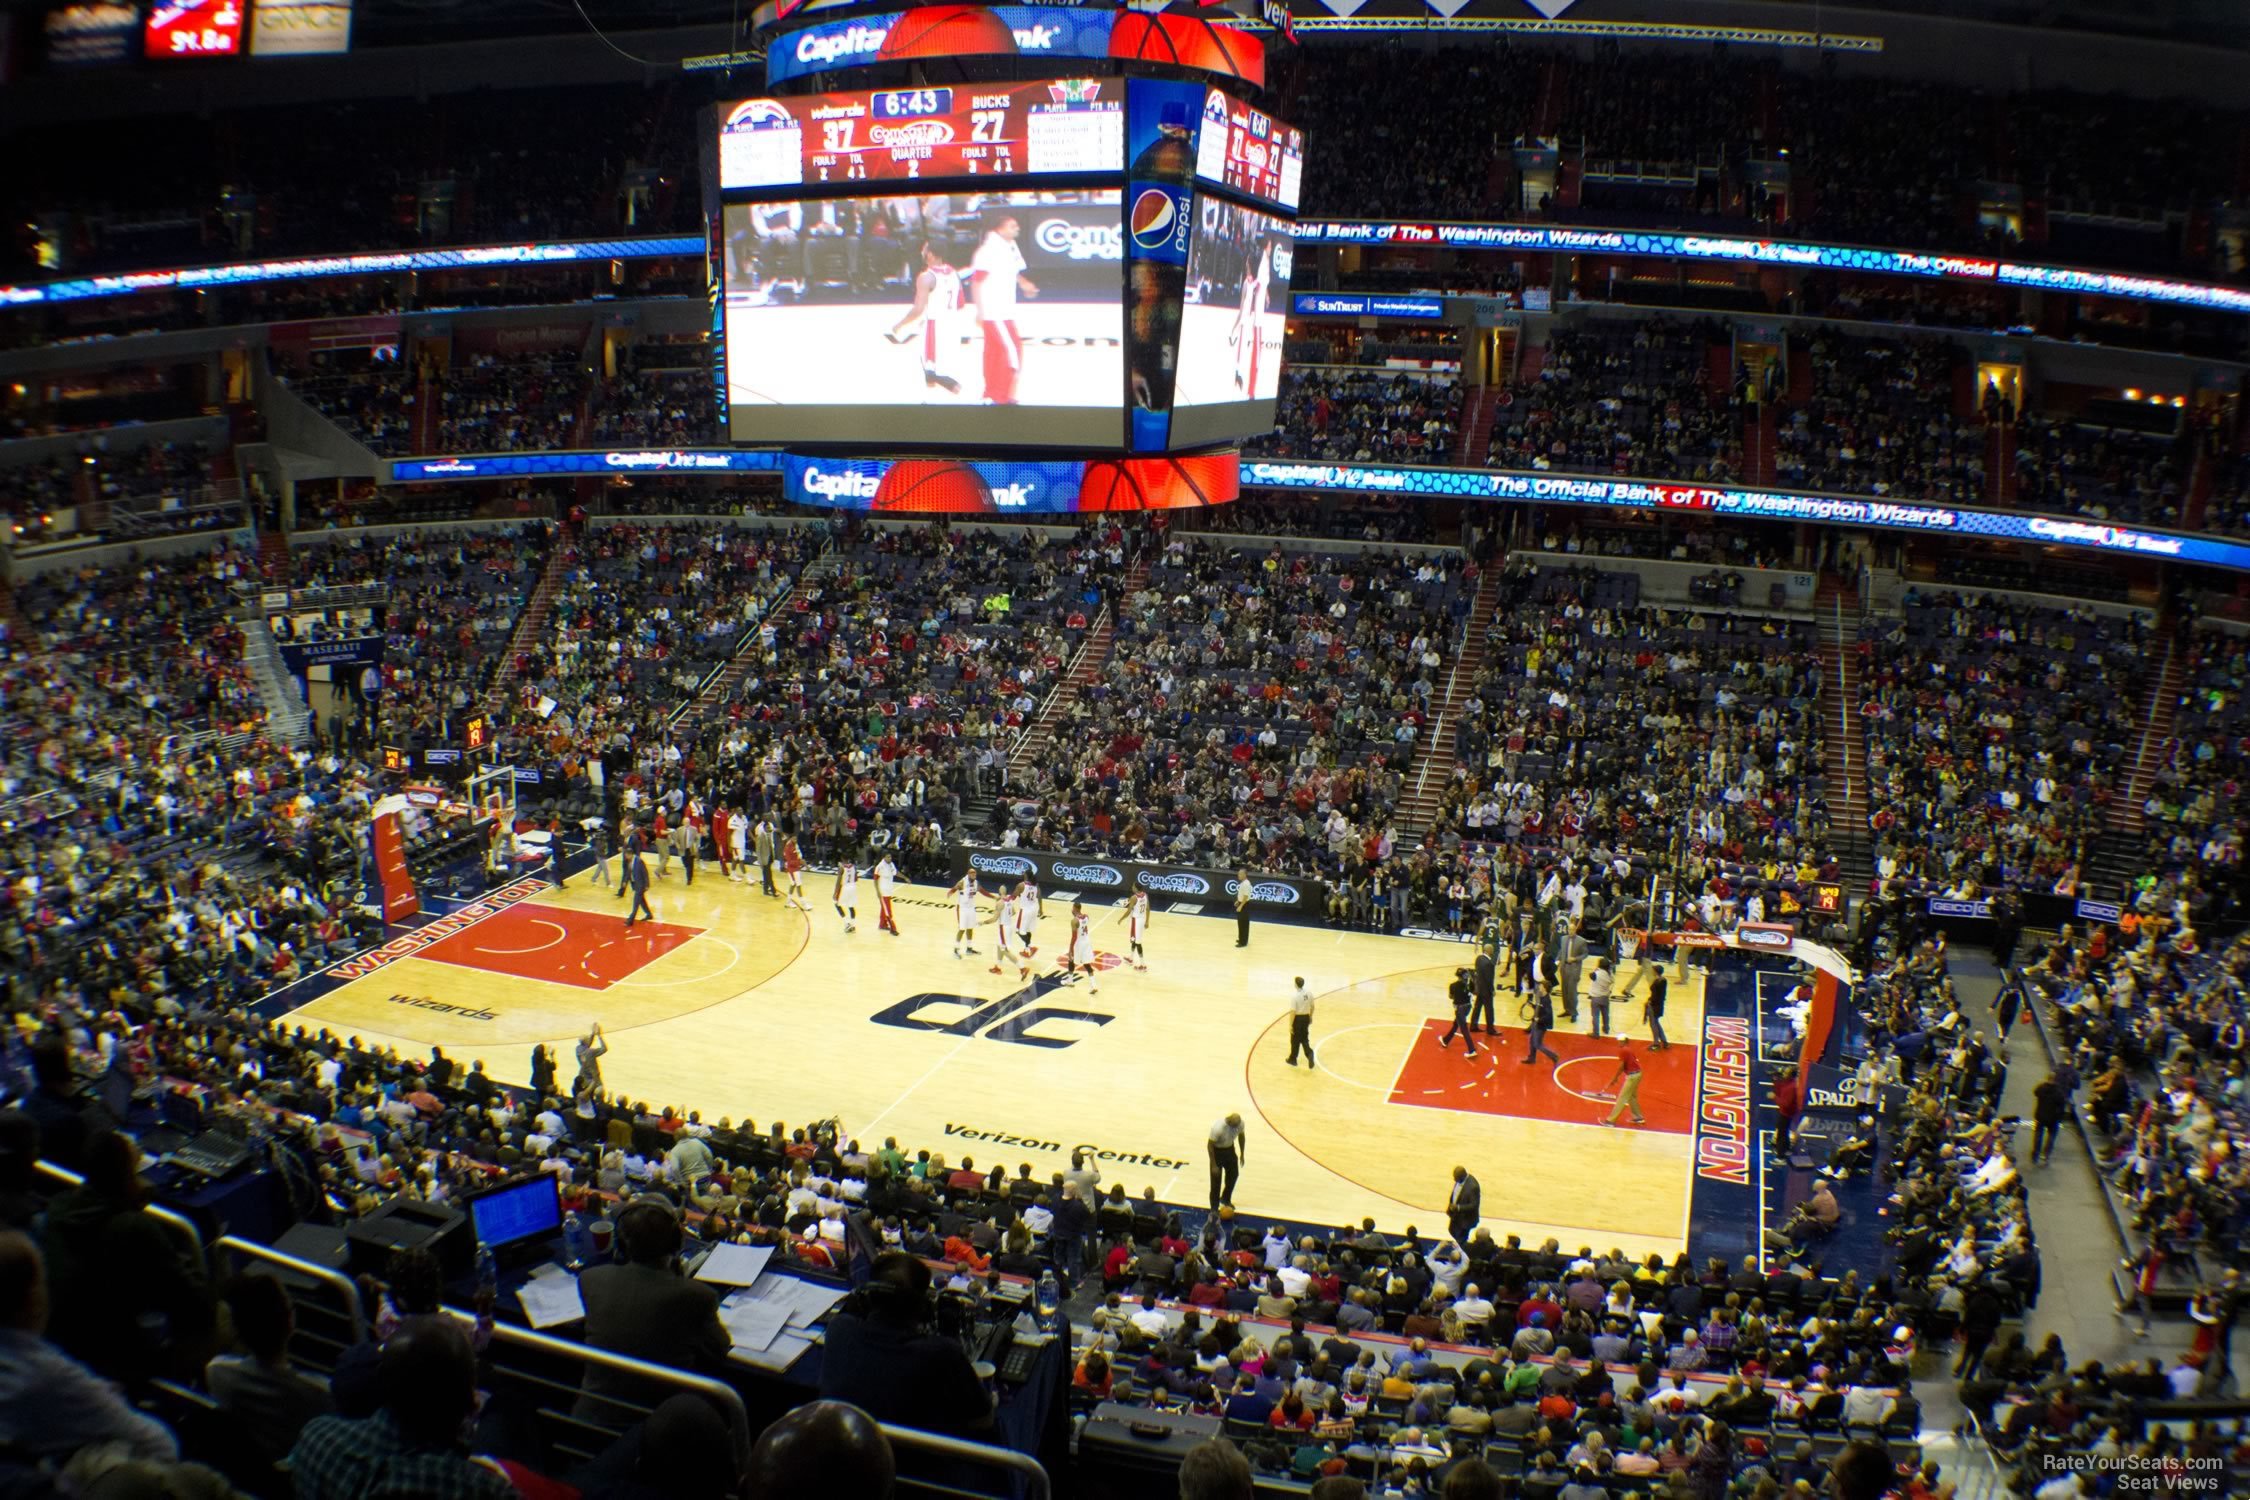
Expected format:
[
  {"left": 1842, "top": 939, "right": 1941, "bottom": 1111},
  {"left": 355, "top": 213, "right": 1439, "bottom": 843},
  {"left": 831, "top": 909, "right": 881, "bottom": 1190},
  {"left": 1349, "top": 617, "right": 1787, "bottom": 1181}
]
[{"left": 467, "top": 1174, "right": 562, "bottom": 1252}]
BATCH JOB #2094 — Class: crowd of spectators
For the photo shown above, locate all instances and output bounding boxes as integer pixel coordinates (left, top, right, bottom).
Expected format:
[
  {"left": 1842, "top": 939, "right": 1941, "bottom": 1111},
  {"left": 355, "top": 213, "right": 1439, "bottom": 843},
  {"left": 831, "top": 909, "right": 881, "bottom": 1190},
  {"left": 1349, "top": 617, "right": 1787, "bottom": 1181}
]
[
  {"left": 1772, "top": 335, "right": 1988, "bottom": 505},
  {"left": 1251, "top": 369, "right": 1464, "bottom": 466},
  {"left": 2, "top": 85, "right": 699, "bottom": 279},
  {"left": 1004, "top": 534, "right": 1464, "bottom": 875},
  {"left": 0, "top": 440, "right": 220, "bottom": 542},
  {"left": 1298, "top": 48, "right": 2245, "bottom": 275},
  {"left": 2014, "top": 417, "right": 2185, "bottom": 528},
  {"left": 1856, "top": 591, "right": 2147, "bottom": 896},
  {"left": 1078, "top": 1218, "right": 1934, "bottom": 1495},
  {"left": 1431, "top": 558, "right": 1829, "bottom": 895},
  {"left": 1483, "top": 319, "right": 1739, "bottom": 483},
  {"left": 583, "top": 352, "right": 717, "bottom": 449},
  {"left": 291, "top": 524, "right": 558, "bottom": 751}
]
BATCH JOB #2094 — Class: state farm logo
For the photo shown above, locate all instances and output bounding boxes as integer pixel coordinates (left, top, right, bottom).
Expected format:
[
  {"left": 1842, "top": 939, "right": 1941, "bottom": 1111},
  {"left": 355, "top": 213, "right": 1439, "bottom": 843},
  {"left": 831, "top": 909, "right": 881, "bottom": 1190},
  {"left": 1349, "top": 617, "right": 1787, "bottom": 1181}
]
[
  {"left": 1052, "top": 863, "right": 1123, "bottom": 887},
  {"left": 871, "top": 121, "right": 955, "bottom": 148}
]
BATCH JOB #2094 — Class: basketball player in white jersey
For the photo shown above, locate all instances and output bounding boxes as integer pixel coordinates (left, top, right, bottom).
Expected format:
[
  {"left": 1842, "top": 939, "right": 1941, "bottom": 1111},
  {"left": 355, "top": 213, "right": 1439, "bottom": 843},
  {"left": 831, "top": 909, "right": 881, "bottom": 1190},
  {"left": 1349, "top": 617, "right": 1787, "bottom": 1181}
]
[
  {"left": 1066, "top": 902, "right": 1098, "bottom": 994},
  {"left": 1012, "top": 878, "right": 1044, "bottom": 957},
  {"left": 991, "top": 886, "right": 1030, "bottom": 980},
  {"left": 884, "top": 241, "right": 966, "bottom": 394},
  {"left": 872, "top": 852, "right": 900, "bottom": 936},
  {"left": 968, "top": 214, "right": 1037, "bottom": 405},
  {"left": 832, "top": 857, "right": 859, "bottom": 933},
  {"left": 1115, "top": 890, "right": 1150, "bottom": 971},
  {"left": 727, "top": 809, "right": 749, "bottom": 882},
  {"left": 1230, "top": 236, "right": 1273, "bottom": 395},
  {"left": 950, "top": 872, "right": 981, "bottom": 958}
]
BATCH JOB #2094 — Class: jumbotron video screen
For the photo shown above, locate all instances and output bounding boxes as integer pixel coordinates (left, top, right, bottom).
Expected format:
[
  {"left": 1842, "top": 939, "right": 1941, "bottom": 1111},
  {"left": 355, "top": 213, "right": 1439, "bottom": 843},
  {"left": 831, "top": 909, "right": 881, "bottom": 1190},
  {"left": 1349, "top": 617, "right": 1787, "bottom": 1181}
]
[
  {"left": 722, "top": 189, "right": 1125, "bottom": 447},
  {"left": 710, "top": 63, "right": 1300, "bottom": 453}
]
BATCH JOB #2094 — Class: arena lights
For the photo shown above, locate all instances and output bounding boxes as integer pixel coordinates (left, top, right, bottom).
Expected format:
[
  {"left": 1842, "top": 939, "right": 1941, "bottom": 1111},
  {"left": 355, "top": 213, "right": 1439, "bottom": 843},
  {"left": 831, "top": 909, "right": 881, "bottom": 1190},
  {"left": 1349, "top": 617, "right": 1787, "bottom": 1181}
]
[
  {"left": 0, "top": 236, "right": 705, "bottom": 307},
  {"left": 1292, "top": 222, "right": 2250, "bottom": 316},
  {"left": 1236, "top": 461, "right": 2250, "bottom": 573}
]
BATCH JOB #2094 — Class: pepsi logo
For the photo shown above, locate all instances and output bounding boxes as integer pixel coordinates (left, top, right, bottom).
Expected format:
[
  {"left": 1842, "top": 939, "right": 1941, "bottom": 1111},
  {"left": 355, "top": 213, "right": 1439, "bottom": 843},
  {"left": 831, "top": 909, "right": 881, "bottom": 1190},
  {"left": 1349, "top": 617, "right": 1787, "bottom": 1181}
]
[{"left": 1130, "top": 188, "right": 1181, "bottom": 251}]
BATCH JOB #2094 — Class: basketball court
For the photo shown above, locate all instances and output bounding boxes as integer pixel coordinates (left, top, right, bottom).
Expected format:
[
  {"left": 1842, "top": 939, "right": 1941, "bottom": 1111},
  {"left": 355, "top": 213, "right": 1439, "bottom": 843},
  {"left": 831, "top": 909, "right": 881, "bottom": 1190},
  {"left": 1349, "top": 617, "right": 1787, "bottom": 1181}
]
[{"left": 281, "top": 868, "right": 1708, "bottom": 1258}]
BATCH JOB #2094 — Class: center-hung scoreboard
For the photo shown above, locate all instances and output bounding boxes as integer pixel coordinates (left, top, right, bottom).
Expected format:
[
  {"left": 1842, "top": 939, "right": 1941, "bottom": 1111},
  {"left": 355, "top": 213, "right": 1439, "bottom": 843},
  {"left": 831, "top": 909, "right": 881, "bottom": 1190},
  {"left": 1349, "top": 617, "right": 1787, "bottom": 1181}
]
[{"left": 704, "top": 0, "right": 1304, "bottom": 458}]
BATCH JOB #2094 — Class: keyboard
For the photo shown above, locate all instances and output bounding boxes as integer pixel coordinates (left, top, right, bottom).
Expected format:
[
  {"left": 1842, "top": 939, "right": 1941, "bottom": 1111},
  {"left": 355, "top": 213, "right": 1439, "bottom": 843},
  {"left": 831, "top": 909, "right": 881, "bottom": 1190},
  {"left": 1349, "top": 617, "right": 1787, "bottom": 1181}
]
[{"left": 169, "top": 1130, "right": 252, "bottom": 1179}]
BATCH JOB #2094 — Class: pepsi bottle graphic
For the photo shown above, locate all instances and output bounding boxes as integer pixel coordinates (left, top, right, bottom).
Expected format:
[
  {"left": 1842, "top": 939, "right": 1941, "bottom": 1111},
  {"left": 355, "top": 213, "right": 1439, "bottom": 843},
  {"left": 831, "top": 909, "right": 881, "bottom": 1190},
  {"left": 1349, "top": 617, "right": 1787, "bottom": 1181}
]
[{"left": 1132, "top": 102, "right": 1195, "bottom": 184}]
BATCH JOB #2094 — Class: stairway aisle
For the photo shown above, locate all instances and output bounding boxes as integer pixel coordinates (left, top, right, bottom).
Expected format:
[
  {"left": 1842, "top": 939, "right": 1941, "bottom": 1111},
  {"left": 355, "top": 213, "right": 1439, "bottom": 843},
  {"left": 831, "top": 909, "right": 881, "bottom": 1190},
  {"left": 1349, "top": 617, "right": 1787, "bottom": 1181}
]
[
  {"left": 495, "top": 541, "right": 572, "bottom": 694},
  {"left": 1815, "top": 576, "right": 1869, "bottom": 882},
  {"left": 1396, "top": 560, "right": 1503, "bottom": 835},
  {"left": 2112, "top": 627, "right": 2185, "bottom": 843},
  {"left": 676, "top": 549, "right": 841, "bottom": 727},
  {"left": 1005, "top": 555, "right": 1148, "bottom": 783}
]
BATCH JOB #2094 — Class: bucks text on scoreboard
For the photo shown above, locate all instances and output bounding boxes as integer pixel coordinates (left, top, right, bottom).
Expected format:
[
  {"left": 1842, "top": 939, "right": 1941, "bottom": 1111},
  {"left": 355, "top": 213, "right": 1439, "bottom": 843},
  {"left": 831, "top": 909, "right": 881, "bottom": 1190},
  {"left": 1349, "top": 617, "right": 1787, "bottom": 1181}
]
[{"left": 719, "top": 79, "right": 1125, "bottom": 191}]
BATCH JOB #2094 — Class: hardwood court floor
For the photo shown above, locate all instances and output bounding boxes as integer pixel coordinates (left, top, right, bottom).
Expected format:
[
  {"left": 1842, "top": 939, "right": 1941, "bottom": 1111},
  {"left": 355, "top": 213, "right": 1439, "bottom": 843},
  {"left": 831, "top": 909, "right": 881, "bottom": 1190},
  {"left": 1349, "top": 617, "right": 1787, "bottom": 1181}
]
[{"left": 286, "top": 870, "right": 1706, "bottom": 1256}]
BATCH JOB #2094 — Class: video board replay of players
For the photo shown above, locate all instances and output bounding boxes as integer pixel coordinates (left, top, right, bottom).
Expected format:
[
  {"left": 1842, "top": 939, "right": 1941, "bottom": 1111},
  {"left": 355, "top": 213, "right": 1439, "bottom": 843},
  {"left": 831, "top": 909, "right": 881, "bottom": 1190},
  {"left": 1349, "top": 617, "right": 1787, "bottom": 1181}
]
[{"left": 710, "top": 69, "right": 1301, "bottom": 452}]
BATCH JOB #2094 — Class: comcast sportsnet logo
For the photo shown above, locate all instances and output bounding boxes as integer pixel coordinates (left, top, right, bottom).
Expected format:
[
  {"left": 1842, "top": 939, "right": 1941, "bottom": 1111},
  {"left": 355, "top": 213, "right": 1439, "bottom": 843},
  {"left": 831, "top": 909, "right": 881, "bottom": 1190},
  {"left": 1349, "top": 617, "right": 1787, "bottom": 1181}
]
[{"left": 1130, "top": 188, "right": 1182, "bottom": 251}]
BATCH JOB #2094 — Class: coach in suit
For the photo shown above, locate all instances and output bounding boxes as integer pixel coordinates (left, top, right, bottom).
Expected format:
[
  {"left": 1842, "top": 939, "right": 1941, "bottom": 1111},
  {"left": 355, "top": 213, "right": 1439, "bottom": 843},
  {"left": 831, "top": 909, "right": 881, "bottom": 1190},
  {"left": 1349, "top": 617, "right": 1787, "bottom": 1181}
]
[
  {"left": 1447, "top": 1166, "right": 1481, "bottom": 1245},
  {"left": 575, "top": 1198, "right": 731, "bottom": 1423}
]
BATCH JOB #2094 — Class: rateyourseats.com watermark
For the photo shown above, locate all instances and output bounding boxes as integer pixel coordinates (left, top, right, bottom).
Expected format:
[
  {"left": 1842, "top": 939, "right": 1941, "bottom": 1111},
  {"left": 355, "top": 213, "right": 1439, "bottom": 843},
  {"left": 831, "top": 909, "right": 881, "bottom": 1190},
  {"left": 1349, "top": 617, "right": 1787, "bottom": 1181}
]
[{"left": 2029, "top": 1452, "right": 2228, "bottom": 1494}]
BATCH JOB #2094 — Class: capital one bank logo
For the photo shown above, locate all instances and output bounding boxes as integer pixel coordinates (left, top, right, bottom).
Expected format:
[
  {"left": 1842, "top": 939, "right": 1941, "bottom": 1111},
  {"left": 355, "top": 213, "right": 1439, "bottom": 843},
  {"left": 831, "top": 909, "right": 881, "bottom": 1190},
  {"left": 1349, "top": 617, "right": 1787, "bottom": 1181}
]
[{"left": 871, "top": 971, "right": 1114, "bottom": 1049}]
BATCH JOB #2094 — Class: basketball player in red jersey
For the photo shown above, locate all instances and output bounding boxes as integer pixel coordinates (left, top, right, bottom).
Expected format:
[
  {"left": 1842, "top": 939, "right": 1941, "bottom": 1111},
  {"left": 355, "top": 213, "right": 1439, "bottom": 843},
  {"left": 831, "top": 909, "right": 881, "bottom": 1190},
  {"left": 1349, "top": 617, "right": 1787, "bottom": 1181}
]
[
  {"left": 968, "top": 214, "right": 1038, "bottom": 405},
  {"left": 883, "top": 241, "right": 965, "bottom": 395}
]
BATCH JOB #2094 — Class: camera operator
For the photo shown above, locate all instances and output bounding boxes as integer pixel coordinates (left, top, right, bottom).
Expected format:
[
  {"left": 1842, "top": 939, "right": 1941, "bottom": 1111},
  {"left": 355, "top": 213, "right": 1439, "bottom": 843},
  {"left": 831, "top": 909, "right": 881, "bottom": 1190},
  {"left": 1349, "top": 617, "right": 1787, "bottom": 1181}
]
[{"left": 820, "top": 1250, "right": 995, "bottom": 1437}]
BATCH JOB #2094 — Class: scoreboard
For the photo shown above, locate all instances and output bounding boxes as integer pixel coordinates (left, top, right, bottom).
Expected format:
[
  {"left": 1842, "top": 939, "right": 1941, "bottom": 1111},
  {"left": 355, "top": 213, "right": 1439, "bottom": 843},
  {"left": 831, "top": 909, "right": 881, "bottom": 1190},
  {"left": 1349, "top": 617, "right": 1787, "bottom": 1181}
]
[
  {"left": 1195, "top": 88, "right": 1303, "bottom": 213},
  {"left": 719, "top": 80, "right": 1125, "bottom": 190}
]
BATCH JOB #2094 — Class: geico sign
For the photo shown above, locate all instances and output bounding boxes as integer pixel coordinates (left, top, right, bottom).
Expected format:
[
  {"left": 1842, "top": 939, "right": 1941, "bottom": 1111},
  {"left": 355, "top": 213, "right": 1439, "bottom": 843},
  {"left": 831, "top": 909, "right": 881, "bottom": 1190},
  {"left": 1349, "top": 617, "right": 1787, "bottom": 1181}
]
[
  {"left": 798, "top": 465, "right": 881, "bottom": 500},
  {"left": 1035, "top": 220, "right": 1122, "bottom": 261}
]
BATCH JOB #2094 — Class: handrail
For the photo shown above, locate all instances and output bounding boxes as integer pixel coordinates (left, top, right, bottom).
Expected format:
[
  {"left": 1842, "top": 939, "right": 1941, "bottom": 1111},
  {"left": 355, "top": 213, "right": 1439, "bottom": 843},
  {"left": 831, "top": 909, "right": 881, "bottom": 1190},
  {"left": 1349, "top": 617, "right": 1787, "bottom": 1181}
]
[
  {"left": 877, "top": 1422, "right": 1052, "bottom": 1500},
  {"left": 34, "top": 1159, "right": 207, "bottom": 1267},
  {"left": 444, "top": 1307, "right": 752, "bottom": 1462},
  {"left": 213, "top": 1234, "right": 368, "bottom": 1346}
]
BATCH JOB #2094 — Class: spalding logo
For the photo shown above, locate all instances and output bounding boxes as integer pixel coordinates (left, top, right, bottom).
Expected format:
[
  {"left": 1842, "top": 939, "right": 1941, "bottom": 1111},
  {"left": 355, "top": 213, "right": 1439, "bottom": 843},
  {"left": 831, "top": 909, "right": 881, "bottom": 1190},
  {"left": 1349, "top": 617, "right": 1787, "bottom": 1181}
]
[
  {"left": 970, "top": 853, "right": 1036, "bottom": 877},
  {"left": 1053, "top": 863, "right": 1124, "bottom": 887},
  {"left": 1130, "top": 188, "right": 1179, "bottom": 251},
  {"left": 1137, "top": 871, "right": 1210, "bottom": 896}
]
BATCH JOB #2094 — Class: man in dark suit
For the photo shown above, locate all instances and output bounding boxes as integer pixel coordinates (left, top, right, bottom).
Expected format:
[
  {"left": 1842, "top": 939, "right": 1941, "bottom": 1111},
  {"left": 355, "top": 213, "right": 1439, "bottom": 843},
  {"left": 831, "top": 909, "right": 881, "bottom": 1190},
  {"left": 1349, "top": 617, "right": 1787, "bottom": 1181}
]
[
  {"left": 1447, "top": 1165, "right": 1481, "bottom": 1246},
  {"left": 1234, "top": 870, "right": 1253, "bottom": 947},
  {"left": 575, "top": 1197, "right": 730, "bottom": 1423}
]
